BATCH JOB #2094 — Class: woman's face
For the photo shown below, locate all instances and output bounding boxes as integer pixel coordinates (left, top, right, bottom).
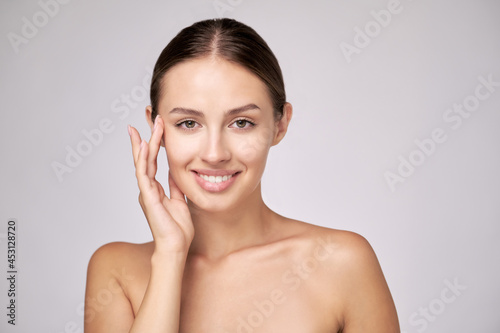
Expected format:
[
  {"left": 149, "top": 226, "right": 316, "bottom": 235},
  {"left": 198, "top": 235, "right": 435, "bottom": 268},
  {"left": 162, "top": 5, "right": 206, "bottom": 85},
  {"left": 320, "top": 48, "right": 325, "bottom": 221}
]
[{"left": 150, "top": 57, "right": 290, "bottom": 212}]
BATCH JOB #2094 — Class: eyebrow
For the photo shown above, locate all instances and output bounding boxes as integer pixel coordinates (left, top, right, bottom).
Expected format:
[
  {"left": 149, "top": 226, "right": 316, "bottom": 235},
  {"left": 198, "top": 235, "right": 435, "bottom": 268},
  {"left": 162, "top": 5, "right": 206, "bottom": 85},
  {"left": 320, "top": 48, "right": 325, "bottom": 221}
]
[{"left": 168, "top": 103, "right": 260, "bottom": 117}]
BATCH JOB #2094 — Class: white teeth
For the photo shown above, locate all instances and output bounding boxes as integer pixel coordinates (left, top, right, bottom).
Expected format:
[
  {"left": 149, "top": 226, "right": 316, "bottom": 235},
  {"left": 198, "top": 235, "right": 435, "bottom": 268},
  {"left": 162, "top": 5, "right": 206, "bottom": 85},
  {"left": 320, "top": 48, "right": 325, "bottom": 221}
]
[{"left": 199, "top": 173, "right": 233, "bottom": 183}]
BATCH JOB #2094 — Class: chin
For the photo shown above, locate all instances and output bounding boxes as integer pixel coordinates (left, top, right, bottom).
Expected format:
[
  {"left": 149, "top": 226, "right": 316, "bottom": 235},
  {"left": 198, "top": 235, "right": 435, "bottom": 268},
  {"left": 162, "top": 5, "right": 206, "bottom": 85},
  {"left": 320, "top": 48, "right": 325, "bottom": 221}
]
[
  {"left": 185, "top": 193, "right": 238, "bottom": 214},
  {"left": 185, "top": 185, "right": 260, "bottom": 216}
]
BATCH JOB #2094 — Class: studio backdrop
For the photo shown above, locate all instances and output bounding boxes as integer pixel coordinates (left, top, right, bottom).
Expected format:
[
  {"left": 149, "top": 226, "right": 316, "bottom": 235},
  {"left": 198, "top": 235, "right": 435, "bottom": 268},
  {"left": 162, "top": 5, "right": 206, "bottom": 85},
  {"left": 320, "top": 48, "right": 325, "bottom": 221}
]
[{"left": 1, "top": 0, "right": 499, "bottom": 332}]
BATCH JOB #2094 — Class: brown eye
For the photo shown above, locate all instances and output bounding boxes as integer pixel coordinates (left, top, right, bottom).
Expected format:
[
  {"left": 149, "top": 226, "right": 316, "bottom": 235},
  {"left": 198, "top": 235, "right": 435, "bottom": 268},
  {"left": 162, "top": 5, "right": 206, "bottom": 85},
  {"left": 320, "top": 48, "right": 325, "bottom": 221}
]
[
  {"left": 236, "top": 120, "right": 247, "bottom": 128},
  {"left": 230, "top": 119, "right": 255, "bottom": 129},
  {"left": 176, "top": 120, "right": 199, "bottom": 130}
]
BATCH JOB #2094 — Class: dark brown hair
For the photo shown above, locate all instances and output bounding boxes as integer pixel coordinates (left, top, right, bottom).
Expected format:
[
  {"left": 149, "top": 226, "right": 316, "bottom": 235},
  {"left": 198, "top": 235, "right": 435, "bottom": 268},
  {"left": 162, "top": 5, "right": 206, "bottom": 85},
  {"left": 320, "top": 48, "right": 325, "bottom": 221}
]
[{"left": 150, "top": 18, "right": 286, "bottom": 121}]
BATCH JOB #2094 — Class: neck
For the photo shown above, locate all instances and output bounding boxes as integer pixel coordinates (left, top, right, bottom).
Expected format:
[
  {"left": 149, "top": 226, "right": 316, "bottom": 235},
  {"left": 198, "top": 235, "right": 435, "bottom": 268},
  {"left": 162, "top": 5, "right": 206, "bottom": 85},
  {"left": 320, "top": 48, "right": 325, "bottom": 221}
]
[{"left": 187, "top": 183, "right": 275, "bottom": 260}]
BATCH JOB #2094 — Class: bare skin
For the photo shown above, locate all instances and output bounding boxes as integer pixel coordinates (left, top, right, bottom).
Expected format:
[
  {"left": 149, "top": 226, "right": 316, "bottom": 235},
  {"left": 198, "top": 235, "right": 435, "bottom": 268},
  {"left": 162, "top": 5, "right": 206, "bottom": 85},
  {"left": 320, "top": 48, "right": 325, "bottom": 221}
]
[{"left": 84, "top": 57, "right": 400, "bottom": 333}]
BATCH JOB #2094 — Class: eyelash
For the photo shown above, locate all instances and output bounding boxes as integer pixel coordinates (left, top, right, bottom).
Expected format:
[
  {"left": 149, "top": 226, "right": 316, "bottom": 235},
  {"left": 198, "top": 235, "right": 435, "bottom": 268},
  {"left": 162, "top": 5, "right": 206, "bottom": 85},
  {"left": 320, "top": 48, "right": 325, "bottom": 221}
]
[
  {"left": 175, "top": 119, "right": 199, "bottom": 130},
  {"left": 175, "top": 118, "right": 256, "bottom": 131}
]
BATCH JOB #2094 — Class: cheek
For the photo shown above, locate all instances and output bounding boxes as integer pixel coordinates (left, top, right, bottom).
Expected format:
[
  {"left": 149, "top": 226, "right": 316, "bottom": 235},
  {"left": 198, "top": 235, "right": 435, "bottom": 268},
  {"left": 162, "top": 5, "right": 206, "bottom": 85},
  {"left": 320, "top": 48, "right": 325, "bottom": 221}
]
[
  {"left": 233, "top": 127, "right": 275, "bottom": 165},
  {"left": 163, "top": 133, "right": 194, "bottom": 170}
]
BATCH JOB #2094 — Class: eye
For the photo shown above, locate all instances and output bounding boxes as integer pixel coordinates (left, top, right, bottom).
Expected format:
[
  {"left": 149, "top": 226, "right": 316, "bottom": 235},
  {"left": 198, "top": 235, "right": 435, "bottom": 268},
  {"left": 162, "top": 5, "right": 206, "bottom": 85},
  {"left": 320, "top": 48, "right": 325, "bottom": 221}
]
[
  {"left": 176, "top": 119, "right": 200, "bottom": 130},
  {"left": 230, "top": 118, "right": 255, "bottom": 129}
]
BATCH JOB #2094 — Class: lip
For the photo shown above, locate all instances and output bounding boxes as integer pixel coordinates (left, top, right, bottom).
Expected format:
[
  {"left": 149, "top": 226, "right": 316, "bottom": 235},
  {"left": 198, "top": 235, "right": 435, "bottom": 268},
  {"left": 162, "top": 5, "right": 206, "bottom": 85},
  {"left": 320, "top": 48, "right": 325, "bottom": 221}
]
[{"left": 191, "top": 169, "right": 240, "bottom": 193}]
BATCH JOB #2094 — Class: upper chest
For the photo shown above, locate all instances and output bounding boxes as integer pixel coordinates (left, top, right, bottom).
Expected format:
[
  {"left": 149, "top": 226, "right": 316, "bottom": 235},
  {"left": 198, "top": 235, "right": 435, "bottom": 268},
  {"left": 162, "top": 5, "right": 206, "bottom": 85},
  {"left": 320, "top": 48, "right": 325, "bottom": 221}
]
[
  {"left": 181, "top": 247, "right": 342, "bottom": 332},
  {"left": 126, "top": 241, "right": 343, "bottom": 332}
]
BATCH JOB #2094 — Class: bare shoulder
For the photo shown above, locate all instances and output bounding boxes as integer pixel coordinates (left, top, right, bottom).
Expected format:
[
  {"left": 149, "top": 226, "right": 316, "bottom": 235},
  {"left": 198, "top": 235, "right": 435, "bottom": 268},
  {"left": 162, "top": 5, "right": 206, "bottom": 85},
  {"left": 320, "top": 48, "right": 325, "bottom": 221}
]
[
  {"left": 87, "top": 242, "right": 153, "bottom": 277},
  {"left": 282, "top": 220, "right": 400, "bottom": 332},
  {"left": 281, "top": 218, "right": 376, "bottom": 262},
  {"left": 84, "top": 242, "right": 153, "bottom": 331},
  {"left": 88, "top": 241, "right": 154, "bottom": 265},
  {"left": 276, "top": 219, "right": 385, "bottom": 284},
  {"left": 313, "top": 226, "right": 378, "bottom": 266},
  {"left": 303, "top": 226, "right": 386, "bottom": 288},
  {"left": 86, "top": 241, "right": 154, "bottom": 291}
]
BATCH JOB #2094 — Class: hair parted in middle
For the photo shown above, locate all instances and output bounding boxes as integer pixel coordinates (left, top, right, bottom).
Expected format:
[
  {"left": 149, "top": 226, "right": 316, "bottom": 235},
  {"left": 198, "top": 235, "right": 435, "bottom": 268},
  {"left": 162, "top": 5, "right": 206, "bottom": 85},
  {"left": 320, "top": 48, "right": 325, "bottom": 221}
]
[{"left": 149, "top": 18, "right": 286, "bottom": 122}]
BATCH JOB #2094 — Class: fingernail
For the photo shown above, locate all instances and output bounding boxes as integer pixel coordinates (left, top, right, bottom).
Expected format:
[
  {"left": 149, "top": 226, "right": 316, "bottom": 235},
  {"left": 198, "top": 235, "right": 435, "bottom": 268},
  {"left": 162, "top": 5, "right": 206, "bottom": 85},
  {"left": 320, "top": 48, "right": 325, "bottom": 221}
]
[
  {"left": 127, "top": 125, "right": 132, "bottom": 136},
  {"left": 140, "top": 140, "right": 145, "bottom": 149}
]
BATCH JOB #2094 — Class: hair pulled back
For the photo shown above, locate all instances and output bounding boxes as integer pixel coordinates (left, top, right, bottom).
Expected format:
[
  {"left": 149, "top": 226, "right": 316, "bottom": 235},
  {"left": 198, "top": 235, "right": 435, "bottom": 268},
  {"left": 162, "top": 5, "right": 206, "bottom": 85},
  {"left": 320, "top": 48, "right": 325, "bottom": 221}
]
[{"left": 150, "top": 18, "right": 286, "bottom": 121}]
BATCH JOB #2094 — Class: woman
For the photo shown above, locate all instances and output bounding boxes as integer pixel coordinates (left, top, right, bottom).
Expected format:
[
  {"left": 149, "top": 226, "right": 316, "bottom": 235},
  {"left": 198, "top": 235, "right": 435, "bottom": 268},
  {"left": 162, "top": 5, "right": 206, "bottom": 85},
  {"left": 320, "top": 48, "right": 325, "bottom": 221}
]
[{"left": 84, "top": 18, "right": 400, "bottom": 332}]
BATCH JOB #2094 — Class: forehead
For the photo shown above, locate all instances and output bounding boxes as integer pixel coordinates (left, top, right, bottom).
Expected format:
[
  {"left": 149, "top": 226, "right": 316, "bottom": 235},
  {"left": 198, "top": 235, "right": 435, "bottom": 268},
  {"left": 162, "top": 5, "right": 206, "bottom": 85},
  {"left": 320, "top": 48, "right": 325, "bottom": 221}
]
[{"left": 158, "top": 57, "right": 272, "bottom": 114}]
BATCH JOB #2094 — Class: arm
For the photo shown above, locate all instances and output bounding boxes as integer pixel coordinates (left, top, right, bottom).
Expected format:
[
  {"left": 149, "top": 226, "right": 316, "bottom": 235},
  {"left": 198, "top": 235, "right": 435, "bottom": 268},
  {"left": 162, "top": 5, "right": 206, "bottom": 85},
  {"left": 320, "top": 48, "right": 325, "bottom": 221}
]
[
  {"left": 84, "top": 244, "right": 188, "bottom": 333},
  {"left": 84, "top": 115, "right": 194, "bottom": 332},
  {"left": 339, "top": 233, "right": 400, "bottom": 333},
  {"left": 84, "top": 243, "right": 135, "bottom": 333},
  {"left": 129, "top": 252, "right": 187, "bottom": 332}
]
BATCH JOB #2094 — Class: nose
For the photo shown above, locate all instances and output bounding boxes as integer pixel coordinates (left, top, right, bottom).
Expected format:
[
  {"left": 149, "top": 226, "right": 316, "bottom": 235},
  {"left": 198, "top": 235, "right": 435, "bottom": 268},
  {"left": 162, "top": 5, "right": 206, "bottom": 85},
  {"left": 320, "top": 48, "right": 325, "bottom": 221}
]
[{"left": 199, "top": 130, "right": 231, "bottom": 165}]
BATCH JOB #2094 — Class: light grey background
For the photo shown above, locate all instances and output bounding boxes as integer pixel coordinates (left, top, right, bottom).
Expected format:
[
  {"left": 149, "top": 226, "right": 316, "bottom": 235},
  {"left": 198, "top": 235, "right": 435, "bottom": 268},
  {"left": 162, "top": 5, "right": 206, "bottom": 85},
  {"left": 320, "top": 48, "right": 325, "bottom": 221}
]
[{"left": 1, "top": 0, "right": 499, "bottom": 332}]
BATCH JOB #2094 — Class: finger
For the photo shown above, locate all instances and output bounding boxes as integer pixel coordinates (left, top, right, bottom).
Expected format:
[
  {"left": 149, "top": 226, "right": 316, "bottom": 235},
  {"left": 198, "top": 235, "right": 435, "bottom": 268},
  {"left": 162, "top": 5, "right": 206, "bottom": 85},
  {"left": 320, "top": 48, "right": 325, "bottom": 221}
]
[
  {"left": 168, "top": 172, "right": 186, "bottom": 202},
  {"left": 128, "top": 125, "right": 142, "bottom": 166},
  {"left": 147, "top": 116, "right": 164, "bottom": 178},
  {"left": 135, "top": 139, "right": 151, "bottom": 190}
]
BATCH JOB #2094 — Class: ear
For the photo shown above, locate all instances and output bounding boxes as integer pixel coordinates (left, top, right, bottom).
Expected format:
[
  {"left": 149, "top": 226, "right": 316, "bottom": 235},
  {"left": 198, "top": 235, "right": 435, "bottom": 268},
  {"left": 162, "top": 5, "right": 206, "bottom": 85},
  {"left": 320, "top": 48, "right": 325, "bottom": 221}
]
[
  {"left": 272, "top": 102, "right": 293, "bottom": 146},
  {"left": 145, "top": 105, "right": 154, "bottom": 130},
  {"left": 145, "top": 105, "right": 165, "bottom": 147}
]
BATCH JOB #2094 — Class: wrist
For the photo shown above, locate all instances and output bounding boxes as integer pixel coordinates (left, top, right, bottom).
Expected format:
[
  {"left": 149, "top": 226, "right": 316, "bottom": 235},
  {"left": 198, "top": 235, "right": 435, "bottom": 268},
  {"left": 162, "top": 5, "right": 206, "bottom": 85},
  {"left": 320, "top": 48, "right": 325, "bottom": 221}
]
[{"left": 151, "top": 248, "right": 188, "bottom": 266}]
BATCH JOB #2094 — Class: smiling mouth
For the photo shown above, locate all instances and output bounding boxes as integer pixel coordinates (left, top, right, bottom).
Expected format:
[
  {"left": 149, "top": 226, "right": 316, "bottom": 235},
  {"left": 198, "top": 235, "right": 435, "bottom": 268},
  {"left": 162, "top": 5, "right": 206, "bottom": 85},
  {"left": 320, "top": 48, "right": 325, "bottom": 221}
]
[
  {"left": 192, "top": 170, "right": 241, "bottom": 192},
  {"left": 198, "top": 174, "right": 233, "bottom": 183}
]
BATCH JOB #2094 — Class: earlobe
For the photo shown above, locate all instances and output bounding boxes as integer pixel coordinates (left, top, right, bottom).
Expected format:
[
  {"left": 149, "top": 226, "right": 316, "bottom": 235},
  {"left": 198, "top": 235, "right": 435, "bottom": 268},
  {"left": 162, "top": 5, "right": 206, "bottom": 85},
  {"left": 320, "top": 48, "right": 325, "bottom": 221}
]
[{"left": 272, "top": 102, "right": 293, "bottom": 146}]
